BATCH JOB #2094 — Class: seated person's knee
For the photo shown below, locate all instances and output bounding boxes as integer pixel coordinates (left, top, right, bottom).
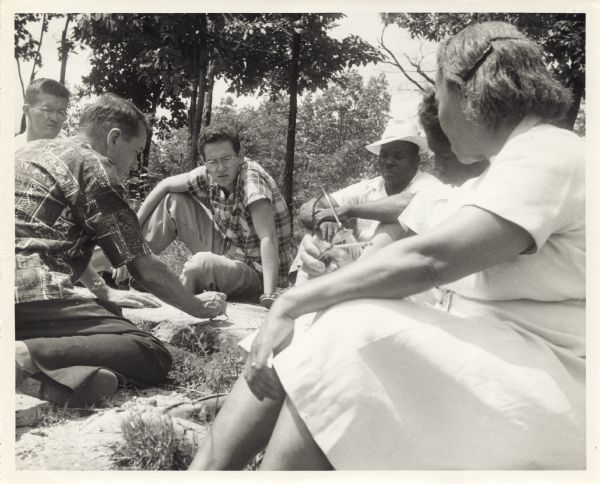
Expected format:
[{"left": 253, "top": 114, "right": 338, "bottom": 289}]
[
  {"left": 163, "top": 191, "right": 191, "bottom": 207},
  {"left": 181, "top": 252, "right": 221, "bottom": 293}
]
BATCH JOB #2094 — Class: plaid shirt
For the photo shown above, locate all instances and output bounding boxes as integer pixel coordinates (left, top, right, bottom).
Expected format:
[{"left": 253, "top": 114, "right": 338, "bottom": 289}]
[
  {"left": 15, "top": 138, "right": 151, "bottom": 303},
  {"left": 187, "top": 160, "right": 293, "bottom": 287}
]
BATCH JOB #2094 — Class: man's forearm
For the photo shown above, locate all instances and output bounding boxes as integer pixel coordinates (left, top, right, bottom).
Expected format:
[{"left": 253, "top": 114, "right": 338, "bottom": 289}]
[
  {"left": 345, "top": 191, "right": 416, "bottom": 224},
  {"left": 260, "top": 237, "right": 279, "bottom": 294},
  {"left": 128, "top": 254, "right": 213, "bottom": 317},
  {"left": 77, "top": 264, "right": 110, "bottom": 299}
]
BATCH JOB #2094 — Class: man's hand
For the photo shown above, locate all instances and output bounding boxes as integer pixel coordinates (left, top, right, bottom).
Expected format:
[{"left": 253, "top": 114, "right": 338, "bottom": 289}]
[
  {"left": 318, "top": 221, "right": 340, "bottom": 242},
  {"left": 298, "top": 234, "right": 354, "bottom": 279},
  {"left": 314, "top": 205, "right": 350, "bottom": 226},
  {"left": 103, "top": 287, "right": 161, "bottom": 308},
  {"left": 112, "top": 265, "right": 130, "bottom": 285},
  {"left": 127, "top": 254, "right": 228, "bottom": 320},
  {"left": 194, "top": 291, "right": 227, "bottom": 318}
]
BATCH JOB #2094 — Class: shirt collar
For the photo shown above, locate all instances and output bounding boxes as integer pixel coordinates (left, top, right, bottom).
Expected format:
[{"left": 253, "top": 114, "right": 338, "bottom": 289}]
[{"left": 489, "top": 114, "right": 542, "bottom": 164}]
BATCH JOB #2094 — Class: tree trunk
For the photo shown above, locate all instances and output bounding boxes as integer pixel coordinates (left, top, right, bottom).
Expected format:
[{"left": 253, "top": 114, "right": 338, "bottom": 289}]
[
  {"left": 188, "top": 66, "right": 207, "bottom": 170},
  {"left": 284, "top": 30, "right": 301, "bottom": 228},
  {"left": 59, "top": 14, "right": 72, "bottom": 84},
  {"left": 142, "top": 109, "right": 156, "bottom": 170},
  {"left": 19, "top": 14, "right": 48, "bottom": 134},
  {"left": 16, "top": 58, "right": 27, "bottom": 134},
  {"left": 561, "top": 82, "right": 583, "bottom": 130},
  {"left": 29, "top": 14, "right": 47, "bottom": 82},
  {"left": 186, "top": 15, "right": 208, "bottom": 170},
  {"left": 203, "top": 59, "right": 217, "bottom": 127}
]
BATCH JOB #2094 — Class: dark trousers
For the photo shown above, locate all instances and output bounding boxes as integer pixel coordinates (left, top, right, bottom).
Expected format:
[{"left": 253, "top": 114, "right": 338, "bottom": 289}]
[{"left": 16, "top": 298, "right": 172, "bottom": 392}]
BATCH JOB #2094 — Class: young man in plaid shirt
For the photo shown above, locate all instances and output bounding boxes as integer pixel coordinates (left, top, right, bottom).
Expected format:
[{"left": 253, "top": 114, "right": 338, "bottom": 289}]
[{"left": 123, "top": 125, "right": 294, "bottom": 308}]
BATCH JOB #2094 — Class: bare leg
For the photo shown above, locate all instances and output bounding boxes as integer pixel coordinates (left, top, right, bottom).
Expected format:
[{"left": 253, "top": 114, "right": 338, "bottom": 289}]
[
  {"left": 260, "top": 398, "right": 333, "bottom": 470},
  {"left": 188, "top": 376, "right": 285, "bottom": 470}
]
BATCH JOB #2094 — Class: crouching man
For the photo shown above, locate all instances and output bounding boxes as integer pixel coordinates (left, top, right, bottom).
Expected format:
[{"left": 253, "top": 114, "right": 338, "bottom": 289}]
[
  {"left": 116, "top": 125, "right": 294, "bottom": 309},
  {"left": 15, "top": 93, "right": 226, "bottom": 408}
]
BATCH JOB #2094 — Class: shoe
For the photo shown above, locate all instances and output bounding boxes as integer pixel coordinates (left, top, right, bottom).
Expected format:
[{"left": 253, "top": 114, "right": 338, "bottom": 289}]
[
  {"left": 15, "top": 360, "right": 31, "bottom": 386},
  {"left": 18, "top": 369, "right": 119, "bottom": 408}
]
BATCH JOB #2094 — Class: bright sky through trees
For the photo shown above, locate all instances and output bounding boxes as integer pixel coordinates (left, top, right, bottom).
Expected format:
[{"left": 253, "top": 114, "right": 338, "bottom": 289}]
[{"left": 12, "top": 12, "right": 437, "bottom": 130}]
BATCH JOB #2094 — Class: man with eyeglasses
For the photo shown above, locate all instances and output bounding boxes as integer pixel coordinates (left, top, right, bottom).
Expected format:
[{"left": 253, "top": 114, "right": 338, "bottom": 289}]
[
  {"left": 114, "top": 125, "right": 294, "bottom": 308},
  {"left": 15, "top": 78, "right": 70, "bottom": 149},
  {"left": 15, "top": 79, "right": 155, "bottom": 310},
  {"left": 15, "top": 94, "right": 226, "bottom": 408}
]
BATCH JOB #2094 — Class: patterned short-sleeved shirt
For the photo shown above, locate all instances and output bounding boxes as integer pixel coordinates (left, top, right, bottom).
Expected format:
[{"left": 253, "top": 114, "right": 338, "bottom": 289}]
[
  {"left": 187, "top": 160, "right": 293, "bottom": 287},
  {"left": 15, "top": 137, "right": 151, "bottom": 303}
]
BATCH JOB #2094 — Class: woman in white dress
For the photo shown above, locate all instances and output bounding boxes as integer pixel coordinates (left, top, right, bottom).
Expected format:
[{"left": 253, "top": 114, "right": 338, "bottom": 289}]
[{"left": 189, "top": 21, "right": 585, "bottom": 470}]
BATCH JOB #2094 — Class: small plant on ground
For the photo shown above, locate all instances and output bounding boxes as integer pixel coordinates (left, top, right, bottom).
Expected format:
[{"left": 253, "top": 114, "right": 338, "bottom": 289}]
[
  {"left": 111, "top": 334, "right": 247, "bottom": 470},
  {"left": 166, "top": 333, "right": 245, "bottom": 397},
  {"left": 112, "top": 408, "right": 195, "bottom": 470}
]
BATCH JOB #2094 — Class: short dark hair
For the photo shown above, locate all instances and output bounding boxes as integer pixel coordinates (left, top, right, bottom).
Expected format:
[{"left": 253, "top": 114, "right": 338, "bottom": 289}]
[
  {"left": 418, "top": 88, "right": 451, "bottom": 148},
  {"left": 437, "top": 21, "right": 573, "bottom": 129},
  {"left": 197, "top": 125, "right": 241, "bottom": 159},
  {"left": 78, "top": 93, "right": 149, "bottom": 141},
  {"left": 25, "top": 78, "right": 71, "bottom": 105}
]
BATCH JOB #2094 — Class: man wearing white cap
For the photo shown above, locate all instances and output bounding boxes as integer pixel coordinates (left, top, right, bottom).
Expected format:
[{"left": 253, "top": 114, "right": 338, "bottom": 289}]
[{"left": 299, "top": 119, "right": 443, "bottom": 244}]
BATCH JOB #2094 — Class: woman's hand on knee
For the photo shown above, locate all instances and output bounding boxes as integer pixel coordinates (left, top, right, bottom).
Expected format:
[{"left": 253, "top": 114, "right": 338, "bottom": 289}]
[{"left": 245, "top": 309, "right": 294, "bottom": 400}]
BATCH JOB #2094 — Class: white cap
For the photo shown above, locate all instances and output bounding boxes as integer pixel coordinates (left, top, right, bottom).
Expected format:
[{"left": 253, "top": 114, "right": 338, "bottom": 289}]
[{"left": 366, "top": 119, "right": 429, "bottom": 155}]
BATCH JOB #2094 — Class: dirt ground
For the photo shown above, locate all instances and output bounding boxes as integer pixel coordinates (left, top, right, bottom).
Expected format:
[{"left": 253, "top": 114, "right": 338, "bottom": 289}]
[{"left": 14, "top": 300, "right": 265, "bottom": 470}]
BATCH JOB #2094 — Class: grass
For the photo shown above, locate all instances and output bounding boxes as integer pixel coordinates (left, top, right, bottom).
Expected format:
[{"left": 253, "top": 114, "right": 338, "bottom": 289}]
[
  {"left": 111, "top": 315, "right": 256, "bottom": 470},
  {"left": 112, "top": 408, "right": 195, "bottom": 470},
  {"left": 159, "top": 239, "right": 193, "bottom": 277},
  {"left": 166, "top": 333, "right": 245, "bottom": 396},
  {"left": 110, "top": 240, "right": 266, "bottom": 470}
]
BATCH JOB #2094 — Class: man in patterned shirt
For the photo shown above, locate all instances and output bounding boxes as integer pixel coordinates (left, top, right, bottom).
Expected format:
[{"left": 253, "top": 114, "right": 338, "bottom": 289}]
[
  {"left": 15, "top": 93, "right": 226, "bottom": 408},
  {"left": 117, "top": 125, "right": 293, "bottom": 308}
]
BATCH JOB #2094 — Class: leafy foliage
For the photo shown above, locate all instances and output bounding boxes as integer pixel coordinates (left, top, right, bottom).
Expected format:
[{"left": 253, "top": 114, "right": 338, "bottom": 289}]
[
  {"left": 220, "top": 14, "right": 381, "bottom": 96},
  {"left": 130, "top": 70, "right": 389, "bottom": 242},
  {"left": 383, "top": 13, "right": 585, "bottom": 127}
]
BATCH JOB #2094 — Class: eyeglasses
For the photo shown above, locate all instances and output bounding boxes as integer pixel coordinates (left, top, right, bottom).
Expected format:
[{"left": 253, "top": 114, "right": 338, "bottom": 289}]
[
  {"left": 34, "top": 105, "right": 67, "bottom": 119},
  {"left": 205, "top": 155, "right": 237, "bottom": 168}
]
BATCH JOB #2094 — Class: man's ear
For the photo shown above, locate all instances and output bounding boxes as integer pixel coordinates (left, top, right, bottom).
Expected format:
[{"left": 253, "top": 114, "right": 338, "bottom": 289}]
[
  {"left": 22, "top": 104, "right": 31, "bottom": 116},
  {"left": 106, "top": 128, "right": 122, "bottom": 147}
]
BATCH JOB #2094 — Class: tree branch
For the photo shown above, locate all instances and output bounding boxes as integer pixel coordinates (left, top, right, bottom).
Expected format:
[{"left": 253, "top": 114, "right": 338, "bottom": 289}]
[
  {"left": 403, "top": 52, "right": 435, "bottom": 85},
  {"left": 29, "top": 13, "right": 47, "bottom": 82},
  {"left": 378, "top": 26, "right": 426, "bottom": 92}
]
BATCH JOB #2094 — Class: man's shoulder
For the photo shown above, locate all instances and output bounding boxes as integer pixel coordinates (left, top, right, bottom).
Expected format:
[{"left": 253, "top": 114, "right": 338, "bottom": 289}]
[
  {"left": 243, "top": 159, "right": 269, "bottom": 175},
  {"left": 348, "top": 176, "right": 384, "bottom": 193},
  {"left": 408, "top": 170, "right": 444, "bottom": 189},
  {"left": 240, "top": 160, "right": 278, "bottom": 186}
]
